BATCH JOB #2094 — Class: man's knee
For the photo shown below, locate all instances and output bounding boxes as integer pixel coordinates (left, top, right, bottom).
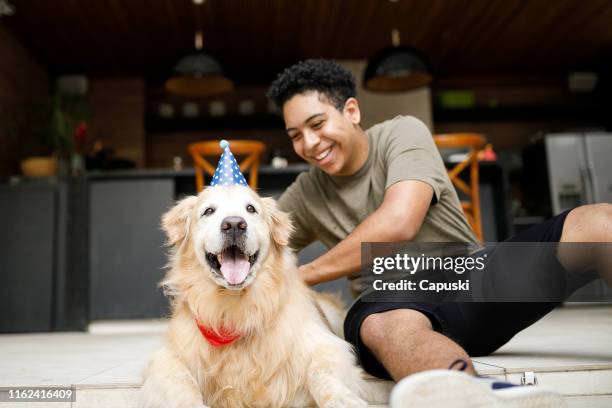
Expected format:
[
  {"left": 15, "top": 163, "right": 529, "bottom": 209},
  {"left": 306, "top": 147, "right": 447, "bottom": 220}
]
[
  {"left": 360, "top": 309, "right": 433, "bottom": 350},
  {"left": 591, "top": 203, "right": 612, "bottom": 241},
  {"left": 563, "top": 203, "right": 612, "bottom": 242}
]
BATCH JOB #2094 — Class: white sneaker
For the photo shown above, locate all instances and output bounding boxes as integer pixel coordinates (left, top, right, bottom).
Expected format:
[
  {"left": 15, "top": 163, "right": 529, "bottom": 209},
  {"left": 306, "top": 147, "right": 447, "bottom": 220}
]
[{"left": 389, "top": 369, "right": 566, "bottom": 408}]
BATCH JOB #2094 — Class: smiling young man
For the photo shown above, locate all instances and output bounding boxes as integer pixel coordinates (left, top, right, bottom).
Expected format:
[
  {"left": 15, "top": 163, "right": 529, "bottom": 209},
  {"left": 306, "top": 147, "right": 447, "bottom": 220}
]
[
  {"left": 267, "top": 59, "right": 611, "bottom": 407},
  {"left": 272, "top": 61, "right": 475, "bottom": 289}
]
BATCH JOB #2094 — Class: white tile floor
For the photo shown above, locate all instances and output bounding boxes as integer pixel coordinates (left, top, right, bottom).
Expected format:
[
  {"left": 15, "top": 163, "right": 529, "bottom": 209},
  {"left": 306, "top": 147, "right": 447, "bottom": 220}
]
[
  {"left": 474, "top": 305, "right": 612, "bottom": 407},
  {"left": 0, "top": 306, "right": 610, "bottom": 407}
]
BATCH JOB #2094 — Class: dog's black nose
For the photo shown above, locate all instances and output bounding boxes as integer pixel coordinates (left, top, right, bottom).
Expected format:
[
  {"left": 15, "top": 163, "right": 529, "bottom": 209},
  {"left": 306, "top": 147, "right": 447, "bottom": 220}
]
[{"left": 221, "top": 216, "right": 247, "bottom": 235}]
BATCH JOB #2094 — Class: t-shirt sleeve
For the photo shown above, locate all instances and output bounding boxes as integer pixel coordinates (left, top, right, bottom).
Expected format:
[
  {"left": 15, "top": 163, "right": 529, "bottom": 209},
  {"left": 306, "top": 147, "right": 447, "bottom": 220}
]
[
  {"left": 383, "top": 116, "right": 447, "bottom": 205},
  {"left": 276, "top": 174, "right": 316, "bottom": 252}
]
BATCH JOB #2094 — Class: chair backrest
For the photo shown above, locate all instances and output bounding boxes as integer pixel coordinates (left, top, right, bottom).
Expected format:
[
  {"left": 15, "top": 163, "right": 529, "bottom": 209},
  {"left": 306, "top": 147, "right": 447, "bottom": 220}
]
[
  {"left": 433, "top": 133, "right": 487, "bottom": 241},
  {"left": 188, "top": 140, "right": 266, "bottom": 192}
]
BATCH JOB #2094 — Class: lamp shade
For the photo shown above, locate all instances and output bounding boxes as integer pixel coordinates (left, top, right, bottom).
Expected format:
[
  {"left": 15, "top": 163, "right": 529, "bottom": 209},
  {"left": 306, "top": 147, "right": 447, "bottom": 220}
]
[
  {"left": 165, "top": 52, "right": 234, "bottom": 97},
  {"left": 364, "top": 46, "right": 432, "bottom": 92}
]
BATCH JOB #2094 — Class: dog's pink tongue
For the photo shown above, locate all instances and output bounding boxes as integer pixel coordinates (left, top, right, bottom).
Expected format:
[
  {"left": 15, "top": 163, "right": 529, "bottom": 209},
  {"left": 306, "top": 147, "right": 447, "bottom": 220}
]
[{"left": 220, "top": 258, "right": 250, "bottom": 285}]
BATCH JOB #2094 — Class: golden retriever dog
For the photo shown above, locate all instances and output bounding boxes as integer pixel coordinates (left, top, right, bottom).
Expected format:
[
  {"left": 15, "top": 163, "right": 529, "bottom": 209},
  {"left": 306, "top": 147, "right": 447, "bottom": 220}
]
[{"left": 141, "top": 185, "right": 390, "bottom": 408}]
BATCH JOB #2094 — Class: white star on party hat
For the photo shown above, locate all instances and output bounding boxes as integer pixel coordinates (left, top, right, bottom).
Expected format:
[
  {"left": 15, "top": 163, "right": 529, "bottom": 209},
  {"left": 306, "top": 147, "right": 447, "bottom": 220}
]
[{"left": 210, "top": 140, "right": 248, "bottom": 187}]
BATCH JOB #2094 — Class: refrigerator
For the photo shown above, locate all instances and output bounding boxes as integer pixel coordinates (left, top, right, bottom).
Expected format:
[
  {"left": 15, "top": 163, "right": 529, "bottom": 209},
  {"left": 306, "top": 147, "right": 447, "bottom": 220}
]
[
  {"left": 545, "top": 132, "right": 612, "bottom": 302},
  {"left": 545, "top": 132, "right": 612, "bottom": 214}
]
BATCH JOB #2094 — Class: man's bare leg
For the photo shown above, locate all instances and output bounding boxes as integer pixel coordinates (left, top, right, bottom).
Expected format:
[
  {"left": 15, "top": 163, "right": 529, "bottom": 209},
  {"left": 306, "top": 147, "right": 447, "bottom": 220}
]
[
  {"left": 361, "top": 204, "right": 612, "bottom": 383},
  {"left": 360, "top": 309, "right": 475, "bottom": 381},
  {"left": 558, "top": 203, "right": 612, "bottom": 285}
]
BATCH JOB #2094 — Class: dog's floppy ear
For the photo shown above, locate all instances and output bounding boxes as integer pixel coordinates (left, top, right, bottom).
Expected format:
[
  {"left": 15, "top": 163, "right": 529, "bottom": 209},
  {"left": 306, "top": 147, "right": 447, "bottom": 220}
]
[
  {"left": 161, "top": 195, "right": 198, "bottom": 247},
  {"left": 261, "top": 197, "right": 293, "bottom": 248}
]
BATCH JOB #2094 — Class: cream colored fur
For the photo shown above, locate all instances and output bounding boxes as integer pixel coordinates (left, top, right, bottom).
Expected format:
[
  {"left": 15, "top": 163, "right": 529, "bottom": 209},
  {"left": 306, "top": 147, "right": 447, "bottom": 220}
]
[{"left": 141, "top": 186, "right": 390, "bottom": 408}]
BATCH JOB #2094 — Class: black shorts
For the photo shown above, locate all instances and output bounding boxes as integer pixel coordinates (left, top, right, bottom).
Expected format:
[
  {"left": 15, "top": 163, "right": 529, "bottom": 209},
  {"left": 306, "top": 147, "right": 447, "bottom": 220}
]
[{"left": 344, "top": 209, "right": 600, "bottom": 380}]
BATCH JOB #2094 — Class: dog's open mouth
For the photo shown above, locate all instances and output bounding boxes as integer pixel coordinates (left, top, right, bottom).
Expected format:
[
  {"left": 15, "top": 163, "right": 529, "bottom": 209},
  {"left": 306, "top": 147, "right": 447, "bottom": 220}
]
[{"left": 206, "top": 246, "right": 259, "bottom": 286}]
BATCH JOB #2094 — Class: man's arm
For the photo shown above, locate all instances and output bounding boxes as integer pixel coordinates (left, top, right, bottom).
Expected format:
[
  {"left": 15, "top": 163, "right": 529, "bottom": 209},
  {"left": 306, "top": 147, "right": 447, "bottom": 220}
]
[{"left": 299, "top": 179, "right": 433, "bottom": 285}]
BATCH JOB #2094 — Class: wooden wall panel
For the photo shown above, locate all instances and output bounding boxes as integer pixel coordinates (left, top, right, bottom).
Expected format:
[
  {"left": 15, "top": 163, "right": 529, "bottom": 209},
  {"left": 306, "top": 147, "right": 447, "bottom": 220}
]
[
  {"left": 88, "top": 78, "right": 146, "bottom": 167},
  {"left": 0, "top": 25, "right": 48, "bottom": 178}
]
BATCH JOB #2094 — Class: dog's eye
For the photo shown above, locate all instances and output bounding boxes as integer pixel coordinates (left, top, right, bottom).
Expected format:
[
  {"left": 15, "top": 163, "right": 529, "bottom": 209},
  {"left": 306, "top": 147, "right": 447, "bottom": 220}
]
[
  {"left": 202, "top": 207, "right": 215, "bottom": 216},
  {"left": 246, "top": 204, "right": 257, "bottom": 214}
]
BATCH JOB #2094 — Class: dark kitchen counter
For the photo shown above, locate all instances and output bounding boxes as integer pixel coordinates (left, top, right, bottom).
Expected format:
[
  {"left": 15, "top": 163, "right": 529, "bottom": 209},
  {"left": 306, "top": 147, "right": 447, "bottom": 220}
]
[
  {"left": 85, "top": 164, "right": 311, "bottom": 198},
  {"left": 86, "top": 164, "right": 311, "bottom": 180}
]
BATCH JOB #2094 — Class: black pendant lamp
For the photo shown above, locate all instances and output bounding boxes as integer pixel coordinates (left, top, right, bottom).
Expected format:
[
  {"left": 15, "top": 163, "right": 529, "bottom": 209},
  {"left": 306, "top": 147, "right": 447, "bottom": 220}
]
[
  {"left": 165, "top": 30, "right": 233, "bottom": 97},
  {"left": 364, "top": 28, "right": 432, "bottom": 92}
]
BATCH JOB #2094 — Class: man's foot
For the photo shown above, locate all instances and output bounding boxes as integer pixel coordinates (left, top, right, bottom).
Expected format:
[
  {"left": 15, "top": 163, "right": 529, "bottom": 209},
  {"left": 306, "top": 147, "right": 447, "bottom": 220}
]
[{"left": 389, "top": 369, "right": 566, "bottom": 408}]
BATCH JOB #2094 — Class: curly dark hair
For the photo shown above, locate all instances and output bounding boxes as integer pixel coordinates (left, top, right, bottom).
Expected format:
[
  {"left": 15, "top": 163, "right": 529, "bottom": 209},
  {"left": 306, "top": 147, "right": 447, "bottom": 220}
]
[{"left": 266, "top": 59, "right": 356, "bottom": 112}]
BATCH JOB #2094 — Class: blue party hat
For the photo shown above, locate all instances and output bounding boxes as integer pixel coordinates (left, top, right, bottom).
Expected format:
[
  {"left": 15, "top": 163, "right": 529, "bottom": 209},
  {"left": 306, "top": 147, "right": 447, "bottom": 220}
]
[{"left": 210, "top": 140, "right": 248, "bottom": 187}]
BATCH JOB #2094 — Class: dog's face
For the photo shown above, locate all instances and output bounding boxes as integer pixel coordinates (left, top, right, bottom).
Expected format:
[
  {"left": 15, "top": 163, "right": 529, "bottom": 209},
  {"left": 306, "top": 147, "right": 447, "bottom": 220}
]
[{"left": 162, "top": 186, "right": 291, "bottom": 291}]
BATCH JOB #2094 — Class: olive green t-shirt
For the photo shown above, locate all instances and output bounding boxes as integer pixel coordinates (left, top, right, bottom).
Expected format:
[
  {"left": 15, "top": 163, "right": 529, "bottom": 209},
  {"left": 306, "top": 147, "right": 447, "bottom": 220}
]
[{"left": 277, "top": 115, "right": 477, "bottom": 282}]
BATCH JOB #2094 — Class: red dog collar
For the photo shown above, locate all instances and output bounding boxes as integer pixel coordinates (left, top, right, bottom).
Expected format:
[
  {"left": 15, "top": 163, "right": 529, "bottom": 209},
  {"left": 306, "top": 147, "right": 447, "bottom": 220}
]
[{"left": 196, "top": 321, "right": 241, "bottom": 347}]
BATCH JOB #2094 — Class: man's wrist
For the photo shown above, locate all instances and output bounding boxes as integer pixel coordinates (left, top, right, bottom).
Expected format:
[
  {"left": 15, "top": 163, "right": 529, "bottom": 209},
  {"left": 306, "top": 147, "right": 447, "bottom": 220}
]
[{"left": 298, "top": 263, "right": 320, "bottom": 286}]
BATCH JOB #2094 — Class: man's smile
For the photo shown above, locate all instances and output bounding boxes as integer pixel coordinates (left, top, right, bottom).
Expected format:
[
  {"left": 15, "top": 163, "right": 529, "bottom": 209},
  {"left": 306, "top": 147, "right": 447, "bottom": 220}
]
[{"left": 312, "top": 143, "right": 335, "bottom": 163}]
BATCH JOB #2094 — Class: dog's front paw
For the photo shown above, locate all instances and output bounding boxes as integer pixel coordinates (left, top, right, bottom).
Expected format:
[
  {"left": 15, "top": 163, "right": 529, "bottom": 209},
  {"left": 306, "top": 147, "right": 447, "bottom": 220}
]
[{"left": 319, "top": 393, "right": 368, "bottom": 408}]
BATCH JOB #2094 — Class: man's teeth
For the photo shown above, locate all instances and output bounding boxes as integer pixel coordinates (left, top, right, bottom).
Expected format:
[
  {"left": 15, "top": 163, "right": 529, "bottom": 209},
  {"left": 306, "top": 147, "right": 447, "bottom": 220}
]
[{"left": 316, "top": 147, "right": 332, "bottom": 161}]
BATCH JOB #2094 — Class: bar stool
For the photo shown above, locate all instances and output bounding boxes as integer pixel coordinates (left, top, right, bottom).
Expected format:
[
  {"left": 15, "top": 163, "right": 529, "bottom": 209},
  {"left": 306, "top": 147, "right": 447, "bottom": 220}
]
[
  {"left": 188, "top": 140, "right": 266, "bottom": 192},
  {"left": 434, "top": 133, "right": 487, "bottom": 241}
]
